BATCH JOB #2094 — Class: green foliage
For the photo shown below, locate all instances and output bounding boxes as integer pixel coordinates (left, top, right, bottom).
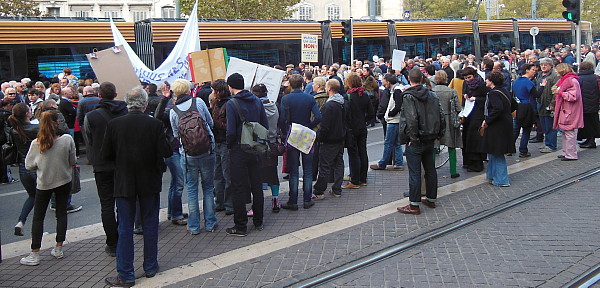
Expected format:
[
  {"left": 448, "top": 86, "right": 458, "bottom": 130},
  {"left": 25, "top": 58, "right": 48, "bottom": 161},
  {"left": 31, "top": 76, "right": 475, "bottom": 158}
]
[
  {"left": 180, "top": 0, "right": 301, "bottom": 19},
  {"left": 0, "top": 0, "right": 41, "bottom": 17}
]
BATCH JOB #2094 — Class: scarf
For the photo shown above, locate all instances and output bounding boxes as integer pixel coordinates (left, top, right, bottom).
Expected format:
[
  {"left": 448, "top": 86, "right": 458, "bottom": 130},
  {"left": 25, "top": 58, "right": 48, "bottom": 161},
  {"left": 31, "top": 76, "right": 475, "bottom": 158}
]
[
  {"left": 466, "top": 74, "right": 484, "bottom": 91},
  {"left": 556, "top": 72, "right": 579, "bottom": 87},
  {"left": 174, "top": 94, "right": 192, "bottom": 105},
  {"left": 347, "top": 86, "right": 365, "bottom": 97}
]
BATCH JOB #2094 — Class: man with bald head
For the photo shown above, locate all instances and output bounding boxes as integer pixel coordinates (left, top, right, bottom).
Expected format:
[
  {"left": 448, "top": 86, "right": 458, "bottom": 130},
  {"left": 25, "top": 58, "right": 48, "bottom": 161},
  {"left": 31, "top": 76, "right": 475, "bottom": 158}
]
[{"left": 78, "top": 85, "right": 101, "bottom": 127}]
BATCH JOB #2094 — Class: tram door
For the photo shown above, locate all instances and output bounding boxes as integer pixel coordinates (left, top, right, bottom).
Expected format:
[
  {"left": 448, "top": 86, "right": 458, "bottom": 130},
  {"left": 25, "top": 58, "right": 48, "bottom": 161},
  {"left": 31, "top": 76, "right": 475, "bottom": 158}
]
[{"left": 427, "top": 38, "right": 451, "bottom": 58}]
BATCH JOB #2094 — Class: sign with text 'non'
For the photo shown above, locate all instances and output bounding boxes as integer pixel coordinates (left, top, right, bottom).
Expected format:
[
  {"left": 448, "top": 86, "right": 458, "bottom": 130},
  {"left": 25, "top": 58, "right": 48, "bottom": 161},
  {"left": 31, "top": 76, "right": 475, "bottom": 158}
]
[{"left": 301, "top": 34, "right": 318, "bottom": 63}]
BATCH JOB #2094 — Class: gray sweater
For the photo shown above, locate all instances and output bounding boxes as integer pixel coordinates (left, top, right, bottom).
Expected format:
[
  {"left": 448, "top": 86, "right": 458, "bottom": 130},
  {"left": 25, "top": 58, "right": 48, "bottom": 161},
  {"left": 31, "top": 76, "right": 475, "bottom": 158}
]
[{"left": 25, "top": 135, "right": 76, "bottom": 190}]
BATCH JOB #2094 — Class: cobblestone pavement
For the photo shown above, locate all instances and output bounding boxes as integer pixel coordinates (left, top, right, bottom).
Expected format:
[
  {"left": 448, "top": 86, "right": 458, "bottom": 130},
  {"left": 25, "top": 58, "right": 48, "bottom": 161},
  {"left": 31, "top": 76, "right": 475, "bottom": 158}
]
[
  {"left": 327, "top": 174, "right": 600, "bottom": 288},
  {"left": 0, "top": 140, "right": 598, "bottom": 287}
]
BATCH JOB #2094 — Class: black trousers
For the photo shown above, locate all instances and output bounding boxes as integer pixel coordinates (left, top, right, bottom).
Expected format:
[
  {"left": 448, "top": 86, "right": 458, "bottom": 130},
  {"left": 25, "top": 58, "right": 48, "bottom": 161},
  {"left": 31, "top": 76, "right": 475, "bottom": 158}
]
[
  {"left": 230, "top": 148, "right": 263, "bottom": 232},
  {"left": 95, "top": 171, "right": 118, "bottom": 247},
  {"left": 31, "top": 182, "right": 70, "bottom": 250},
  {"left": 347, "top": 131, "right": 368, "bottom": 184},
  {"left": 314, "top": 142, "right": 345, "bottom": 194}
]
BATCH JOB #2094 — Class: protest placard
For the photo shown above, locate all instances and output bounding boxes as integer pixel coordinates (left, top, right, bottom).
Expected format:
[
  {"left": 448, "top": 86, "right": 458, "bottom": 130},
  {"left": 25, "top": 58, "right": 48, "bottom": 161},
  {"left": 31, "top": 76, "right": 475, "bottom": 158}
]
[{"left": 86, "top": 45, "right": 139, "bottom": 100}]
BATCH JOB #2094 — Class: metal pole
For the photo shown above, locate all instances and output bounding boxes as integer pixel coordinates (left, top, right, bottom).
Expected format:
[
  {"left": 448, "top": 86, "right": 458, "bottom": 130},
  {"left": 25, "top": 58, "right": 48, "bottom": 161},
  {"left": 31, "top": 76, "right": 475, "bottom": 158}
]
[
  {"left": 350, "top": 0, "right": 354, "bottom": 63},
  {"left": 369, "top": 0, "right": 376, "bottom": 20},
  {"left": 533, "top": 35, "right": 536, "bottom": 50},
  {"left": 532, "top": 0, "right": 536, "bottom": 18},
  {"left": 454, "top": 39, "right": 457, "bottom": 55},
  {"left": 576, "top": 23, "right": 581, "bottom": 67},
  {"left": 486, "top": 0, "right": 490, "bottom": 20},
  {"left": 175, "top": 0, "right": 180, "bottom": 18}
]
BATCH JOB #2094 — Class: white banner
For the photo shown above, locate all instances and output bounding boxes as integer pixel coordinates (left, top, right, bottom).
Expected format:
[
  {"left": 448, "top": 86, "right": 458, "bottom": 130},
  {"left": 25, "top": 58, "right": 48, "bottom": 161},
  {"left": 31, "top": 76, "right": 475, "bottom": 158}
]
[{"left": 110, "top": 2, "right": 200, "bottom": 84}]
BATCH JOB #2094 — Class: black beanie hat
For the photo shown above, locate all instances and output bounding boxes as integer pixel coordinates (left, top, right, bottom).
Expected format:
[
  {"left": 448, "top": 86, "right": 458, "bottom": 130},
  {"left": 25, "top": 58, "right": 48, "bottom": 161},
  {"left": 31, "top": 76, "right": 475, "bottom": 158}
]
[{"left": 227, "top": 73, "right": 245, "bottom": 90}]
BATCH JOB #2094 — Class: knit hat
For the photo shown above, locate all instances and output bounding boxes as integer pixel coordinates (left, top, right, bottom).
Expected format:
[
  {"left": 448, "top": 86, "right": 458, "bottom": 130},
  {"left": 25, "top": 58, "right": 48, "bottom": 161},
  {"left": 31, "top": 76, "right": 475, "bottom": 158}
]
[{"left": 227, "top": 73, "right": 245, "bottom": 90}]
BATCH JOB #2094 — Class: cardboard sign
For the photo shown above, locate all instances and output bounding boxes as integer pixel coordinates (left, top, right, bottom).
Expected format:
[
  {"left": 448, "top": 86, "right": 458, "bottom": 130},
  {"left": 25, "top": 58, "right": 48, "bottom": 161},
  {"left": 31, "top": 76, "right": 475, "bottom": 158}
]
[
  {"left": 86, "top": 45, "right": 139, "bottom": 100},
  {"left": 301, "top": 34, "right": 319, "bottom": 63},
  {"left": 188, "top": 48, "right": 227, "bottom": 83}
]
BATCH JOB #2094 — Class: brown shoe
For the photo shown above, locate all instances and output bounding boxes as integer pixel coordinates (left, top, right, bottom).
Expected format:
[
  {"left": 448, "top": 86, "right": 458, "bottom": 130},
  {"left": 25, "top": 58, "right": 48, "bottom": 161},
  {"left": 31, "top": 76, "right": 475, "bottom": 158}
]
[
  {"left": 422, "top": 199, "right": 436, "bottom": 208},
  {"left": 370, "top": 164, "right": 385, "bottom": 170},
  {"left": 342, "top": 183, "right": 361, "bottom": 189},
  {"left": 397, "top": 205, "right": 420, "bottom": 215}
]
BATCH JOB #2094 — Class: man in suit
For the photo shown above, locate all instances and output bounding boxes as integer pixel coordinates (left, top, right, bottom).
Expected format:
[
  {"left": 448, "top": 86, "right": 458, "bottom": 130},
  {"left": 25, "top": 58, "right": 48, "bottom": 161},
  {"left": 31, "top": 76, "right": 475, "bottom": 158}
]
[{"left": 103, "top": 87, "right": 171, "bottom": 287}]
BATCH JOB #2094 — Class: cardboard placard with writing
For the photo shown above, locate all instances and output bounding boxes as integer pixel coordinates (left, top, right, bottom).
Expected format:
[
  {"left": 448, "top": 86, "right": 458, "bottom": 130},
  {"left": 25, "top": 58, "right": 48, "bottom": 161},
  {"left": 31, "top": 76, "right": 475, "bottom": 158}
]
[
  {"left": 188, "top": 48, "right": 228, "bottom": 83},
  {"left": 86, "top": 45, "right": 139, "bottom": 100}
]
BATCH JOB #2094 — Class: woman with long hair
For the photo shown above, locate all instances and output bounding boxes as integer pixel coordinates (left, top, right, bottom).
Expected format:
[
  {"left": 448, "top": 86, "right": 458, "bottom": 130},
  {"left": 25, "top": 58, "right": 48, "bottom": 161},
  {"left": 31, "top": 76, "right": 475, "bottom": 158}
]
[
  {"left": 343, "top": 73, "right": 375, "bottom": 189},
  {"left": 552, "top": 63, "right": 584, "bottom": 160},
  {"left": 20, "top": 110, "right": 76, "bottom": 266},
  {"left": 9, "top": 103, "right": 40, "bottom": 236},
  {"left": 461, "top": 67, "right": 490, "bottom": 172}
]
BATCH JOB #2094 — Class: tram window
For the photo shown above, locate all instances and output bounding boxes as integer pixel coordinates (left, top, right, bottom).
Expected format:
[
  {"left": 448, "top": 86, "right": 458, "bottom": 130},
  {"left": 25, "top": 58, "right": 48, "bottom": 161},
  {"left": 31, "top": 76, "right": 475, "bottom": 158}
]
[{"left": 0, "top": 50, "right": 13, "bottom": 81}]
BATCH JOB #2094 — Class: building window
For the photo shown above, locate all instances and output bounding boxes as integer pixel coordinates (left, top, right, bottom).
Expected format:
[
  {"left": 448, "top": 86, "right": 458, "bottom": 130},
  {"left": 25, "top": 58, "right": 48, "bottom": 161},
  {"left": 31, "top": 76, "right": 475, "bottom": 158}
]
[
  {"left": 47, "top": 7, "right": 60, "bottom": 17},
  {"left": 104, "top": 11, "right": 121, "bottom": 19},
  {"left": 326, "top": 4, "right": 340, "bottom": 20},
  {"left": 162, "top": 6, "right": 176, "bottom": 18},
  {"left": 132, "top": 11, "right": 148, "bottom": 22},
  {"left": 297, "top": 3, "right": 313, "bottom": 20},
  {"left": 368, "top": 0, "right": 382, "bottom": 16},
  {"left": 74, "top": 10, "right": 90, "bottom": 18}
]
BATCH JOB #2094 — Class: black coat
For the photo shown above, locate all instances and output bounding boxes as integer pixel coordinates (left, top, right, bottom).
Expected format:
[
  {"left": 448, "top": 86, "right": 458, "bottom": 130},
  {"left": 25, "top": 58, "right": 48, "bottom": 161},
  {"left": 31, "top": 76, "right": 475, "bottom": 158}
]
[
  {"left": 101, "top": 111, "right": 171, "bottom": 198},
  {"left": 462, "top": 80, "right": 490, "bottom": 154},
  {"left": 484, "top": 88, "right": 516, "bottom": 155},
  {"left": 347, "top": 90, "right": 375, "bottom": 137},
  {"left": 58, "top": 98, "right": 76, "bottom": 129},
  {"left": 84, "top": 99, "right": 128, "bottom": 172},
  {"left": 577, "top": 70, "right": 600, "bottom": 114}
]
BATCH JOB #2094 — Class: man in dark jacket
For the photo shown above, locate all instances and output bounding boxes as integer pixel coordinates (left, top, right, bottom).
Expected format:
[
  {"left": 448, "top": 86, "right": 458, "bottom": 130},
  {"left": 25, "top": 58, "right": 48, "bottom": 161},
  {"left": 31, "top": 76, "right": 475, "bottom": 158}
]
[
  {"left": 211, "top": 79, "right": 234, "bottom": 215},
  {"left": 397, "top": 69, "right": 445, "bottom": 215},
  {"left": 327, "top": 66, "right": 346, "bottom": 95},
  {"left": 83, "top": 82, "right": 128, "bottom": 257},
  {"left": 103, "top": 87, "right": 171, "bottom": 287},
  {"left": 313, "top": 79, "right": 348, "bottom": 198},
  {"left": 279, "top": 74, "right": 322, "bottom": 210},
  {"left": 58, "top": 87, "right": 77, "bottom": 132},
  {"left": 225, "top": 73, "right": 269, "bottom": 237},
  {"left": 196, "top": 81, "right": 212, "bottom": 107},
  {"left": 144, "top": 83, "right": 160, "bottom": 117}
]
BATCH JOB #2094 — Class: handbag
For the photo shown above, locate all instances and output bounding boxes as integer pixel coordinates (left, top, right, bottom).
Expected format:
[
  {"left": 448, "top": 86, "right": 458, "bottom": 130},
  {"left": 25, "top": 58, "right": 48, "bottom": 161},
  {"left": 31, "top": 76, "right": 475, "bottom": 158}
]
[
  {"left": 2, "top": 127, "right": 19, "bottom": 165},
  {"left": 268, "top": 138, "right": 286, "bottom": 157},
  {"left": 70, "top": 165, "right": 81, "bottom": 194}
]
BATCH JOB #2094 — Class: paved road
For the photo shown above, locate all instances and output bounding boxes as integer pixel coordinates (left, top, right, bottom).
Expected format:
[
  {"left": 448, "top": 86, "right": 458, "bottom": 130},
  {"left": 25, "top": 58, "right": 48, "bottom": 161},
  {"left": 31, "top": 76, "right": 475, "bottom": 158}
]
[{"left": 0, "top": 126, "right": 385, "bottom": 245}]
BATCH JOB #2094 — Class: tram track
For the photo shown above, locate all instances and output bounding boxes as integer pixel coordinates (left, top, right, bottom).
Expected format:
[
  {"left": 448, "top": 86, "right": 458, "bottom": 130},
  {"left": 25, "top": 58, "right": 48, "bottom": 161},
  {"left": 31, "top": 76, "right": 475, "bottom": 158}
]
[{"left": 288, "top": 167, "right": 600, "bottom": 288}]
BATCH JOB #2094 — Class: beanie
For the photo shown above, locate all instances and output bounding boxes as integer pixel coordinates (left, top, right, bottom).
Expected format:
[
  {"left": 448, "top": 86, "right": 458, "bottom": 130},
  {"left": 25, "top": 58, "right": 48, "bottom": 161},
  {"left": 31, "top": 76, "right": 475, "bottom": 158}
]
[{"left": 227, "top": 73, "right": 245, "bottom": 90}]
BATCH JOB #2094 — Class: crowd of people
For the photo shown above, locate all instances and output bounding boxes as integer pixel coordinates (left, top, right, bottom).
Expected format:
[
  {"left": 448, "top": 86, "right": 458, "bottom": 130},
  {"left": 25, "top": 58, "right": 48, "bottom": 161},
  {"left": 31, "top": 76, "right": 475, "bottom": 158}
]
[{"left": 1, "top": 42, "right": 599, "bottom": 287}]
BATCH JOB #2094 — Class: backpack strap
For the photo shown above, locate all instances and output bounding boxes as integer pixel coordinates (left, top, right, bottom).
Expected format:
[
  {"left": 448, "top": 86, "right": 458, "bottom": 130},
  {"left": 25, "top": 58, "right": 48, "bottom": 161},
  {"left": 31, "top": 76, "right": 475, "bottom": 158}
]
[{"left": 231, "top": 98, "right": 246, "bottom": 123}]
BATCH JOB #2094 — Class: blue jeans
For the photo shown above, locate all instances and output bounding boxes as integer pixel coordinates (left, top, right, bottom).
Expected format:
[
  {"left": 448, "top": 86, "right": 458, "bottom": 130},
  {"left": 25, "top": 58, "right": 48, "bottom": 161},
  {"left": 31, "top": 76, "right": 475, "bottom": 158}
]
[
  {"left": 214, "top": 143, "right": 233, "bottom": 212},
  {"left": 486, "top": 153, "right": 510, "bottom": 186},
  {"left": 378, "top": 123, "right": 403, "bottom": 168},
  {"left": 540, "top": 116, "right": 557, "bottom": 151},
  {"left": 286, "top": 147, "right": 313, "bottom": 205},
  {"left": 513, "top": 118, "right": 531, "bottom": 153},
  {"left": 115, "top": 194, "right": 160, "bottom": 283},
  {"left": 182, "top": 153, "right": 217, "bottom": 234},
  {"left": 405, "top": 142, "right": 437, "bottom": 205},
  {"left": 165, "top": 151, "right": 184, "bottom": 220},
  {"left": 18, "top": 163, "right": 37, "bottom": 223}
]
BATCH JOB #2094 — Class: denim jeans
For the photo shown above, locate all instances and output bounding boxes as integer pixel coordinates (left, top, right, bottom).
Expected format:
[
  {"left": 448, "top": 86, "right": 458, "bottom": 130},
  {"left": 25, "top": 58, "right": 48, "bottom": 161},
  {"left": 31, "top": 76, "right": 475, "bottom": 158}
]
[
  {"left": 230, "top": 148, "right": 264, "bottom": 231},
  {"left": 214, "top": 143, "right": 233, "bottom": 212},
  {"left": 286, "top": 147, "right": 313, "bottom": 205},
  {"left": 486, "top": 153, "right": 510, "bottom": 186},
  {"left": 405, "top": 142, "right": 437, "bottom": 205},
  {"left": 182, "top": 153, "right": 217, "bottom": 233},
  {"left": 94, "top": 171, "right": 118, "bottom": 247},
  {"left": 378, "top": 123, "right": 403, "bottom": 168},
  {"left": 115, "top": 194, "right": 160, "bottom": 283},
  {"left": 513, "top": 118, "right": 531, "bottom": 153},
  {"left": 31, "top": 182, "right": 70, "bottom": 250},
  {"left": 539, "top": 116, "right": 557, "bottom": 151},
  {"left": 165, "top": 151, "right": 185, "bottom": 220},
  {"left": 18, "top": 163, "right": 37, "bottom": 224}
]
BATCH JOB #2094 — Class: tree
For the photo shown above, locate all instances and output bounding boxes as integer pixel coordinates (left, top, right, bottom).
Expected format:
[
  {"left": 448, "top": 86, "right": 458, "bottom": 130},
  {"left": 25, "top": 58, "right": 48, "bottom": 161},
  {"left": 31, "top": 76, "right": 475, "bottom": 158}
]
[
  {"left": 180, "top": 0, "right": 301, "bottom": 19},
  {"left": 0, "top": 0, "right": 41, "bottom": 17}
]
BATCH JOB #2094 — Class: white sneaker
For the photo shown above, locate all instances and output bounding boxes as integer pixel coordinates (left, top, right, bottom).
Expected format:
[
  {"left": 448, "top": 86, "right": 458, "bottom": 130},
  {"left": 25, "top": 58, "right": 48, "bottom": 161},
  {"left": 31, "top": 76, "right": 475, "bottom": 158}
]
[
  {"left": 20, "top": 252, "right": 40, "bottom": 266},
  {"left": 51, "top": 246, "right": 64, "bottom": 259},
  {"left": 14, "top": 221, "right": 24, "bottom": 236}
]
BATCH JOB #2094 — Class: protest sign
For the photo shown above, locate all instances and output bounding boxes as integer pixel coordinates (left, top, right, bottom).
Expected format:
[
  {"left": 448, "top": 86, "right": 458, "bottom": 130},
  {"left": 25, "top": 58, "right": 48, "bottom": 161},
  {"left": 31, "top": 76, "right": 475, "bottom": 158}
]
[{"left": 86, "top": 45, "right": 138, "bottom": 100}]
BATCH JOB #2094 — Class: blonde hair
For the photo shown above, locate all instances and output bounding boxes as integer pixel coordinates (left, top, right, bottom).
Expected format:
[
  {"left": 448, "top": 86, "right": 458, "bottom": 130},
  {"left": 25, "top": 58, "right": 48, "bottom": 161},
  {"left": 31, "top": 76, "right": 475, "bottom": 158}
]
[
  {"left": 312, "top": 77, "right": 326, "bottom": 90},
  {"left": 555, "top": 63, "right": 573, "bottom": 77},
  {"left": 171, "top": 79, "right": 191, "bottom": 97},
  {"left": 434, "top": 70, "right": 448, "bottom": 85}
]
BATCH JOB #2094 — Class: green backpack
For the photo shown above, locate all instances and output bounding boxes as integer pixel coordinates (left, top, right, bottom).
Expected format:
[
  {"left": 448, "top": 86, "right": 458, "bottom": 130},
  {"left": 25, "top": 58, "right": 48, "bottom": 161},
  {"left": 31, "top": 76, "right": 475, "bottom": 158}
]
[{"left": 231, "top": 98, "right": 269, "bottom": 155}]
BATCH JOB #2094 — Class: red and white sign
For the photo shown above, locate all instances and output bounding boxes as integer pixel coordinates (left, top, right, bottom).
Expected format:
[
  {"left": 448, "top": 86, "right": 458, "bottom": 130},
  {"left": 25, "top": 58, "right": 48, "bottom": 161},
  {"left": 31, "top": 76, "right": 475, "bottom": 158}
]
[{"left": 301, "top": 34, "right": 318, "bottom": 63}]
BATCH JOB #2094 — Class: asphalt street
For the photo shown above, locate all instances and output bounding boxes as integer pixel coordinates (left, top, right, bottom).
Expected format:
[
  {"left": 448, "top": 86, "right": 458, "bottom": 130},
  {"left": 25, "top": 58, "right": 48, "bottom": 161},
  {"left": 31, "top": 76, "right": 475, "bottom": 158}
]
[{"left": 0, "top": 125, "right": 385, "bottom": 245}]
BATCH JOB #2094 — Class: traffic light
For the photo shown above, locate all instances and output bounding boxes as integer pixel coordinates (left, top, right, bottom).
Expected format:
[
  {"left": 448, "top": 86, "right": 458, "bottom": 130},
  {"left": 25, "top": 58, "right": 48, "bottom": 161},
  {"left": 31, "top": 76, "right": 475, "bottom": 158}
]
[
  {"left": 341, "top": 20, "right": 352, "bottom": 43},
  {"left": 562, "top": 0, "right": 580, "bottom": 24}
]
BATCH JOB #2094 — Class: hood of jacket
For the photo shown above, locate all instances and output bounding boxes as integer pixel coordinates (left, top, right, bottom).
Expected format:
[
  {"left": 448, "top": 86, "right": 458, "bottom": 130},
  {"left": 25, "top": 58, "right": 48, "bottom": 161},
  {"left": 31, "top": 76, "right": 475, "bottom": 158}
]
[
  {"left": 232, "top": 90, "right": 256, "bottom": 102},
  {"left": 262, "top": 97, "right": 278, "bottom": 118},
  {"left": 97, "top": 98, "right": 128, "bottom": 116},
  {"left": 403, "top": 84, "right": 430, "bottom": 102},
  {"left": 327, "top": 93, "right": 344, "bottom": 105}
]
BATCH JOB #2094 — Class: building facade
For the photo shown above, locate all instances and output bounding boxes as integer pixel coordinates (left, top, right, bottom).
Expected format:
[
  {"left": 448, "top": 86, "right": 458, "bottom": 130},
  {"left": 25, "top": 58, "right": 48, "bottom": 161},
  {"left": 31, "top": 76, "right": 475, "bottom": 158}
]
[
  {"left": 291, "top": 0, "right": 404, "bottom": 21},
  {"left": 33, "top": 0, "right": 176, "bottom": 22}
]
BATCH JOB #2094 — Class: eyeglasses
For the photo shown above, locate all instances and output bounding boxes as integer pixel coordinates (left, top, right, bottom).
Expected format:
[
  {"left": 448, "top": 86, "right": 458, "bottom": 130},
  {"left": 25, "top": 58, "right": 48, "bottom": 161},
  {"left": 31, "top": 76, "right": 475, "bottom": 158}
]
[{"left": 7, "top": 93, "right": 16, "bottom": 95}]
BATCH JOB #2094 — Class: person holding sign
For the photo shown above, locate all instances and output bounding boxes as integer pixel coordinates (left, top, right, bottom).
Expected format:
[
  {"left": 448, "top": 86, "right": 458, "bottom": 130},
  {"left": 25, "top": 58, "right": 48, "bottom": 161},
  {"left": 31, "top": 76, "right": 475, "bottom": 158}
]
[{"left": 461, "top": 67, "right": 490, "bottom": 172}]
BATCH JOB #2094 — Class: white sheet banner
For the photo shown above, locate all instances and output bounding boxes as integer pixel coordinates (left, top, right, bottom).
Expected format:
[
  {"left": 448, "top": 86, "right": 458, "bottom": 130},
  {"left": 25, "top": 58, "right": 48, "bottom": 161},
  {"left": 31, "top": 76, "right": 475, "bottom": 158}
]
[
  {"left": 254, "top": 65, "right": 286, "bottom": 103},
  {"left": 226, "top": 57, "right": 258, "bottom": 90},
  {"left": 111, "top": 2, "right": 200, "bottom": 84}
]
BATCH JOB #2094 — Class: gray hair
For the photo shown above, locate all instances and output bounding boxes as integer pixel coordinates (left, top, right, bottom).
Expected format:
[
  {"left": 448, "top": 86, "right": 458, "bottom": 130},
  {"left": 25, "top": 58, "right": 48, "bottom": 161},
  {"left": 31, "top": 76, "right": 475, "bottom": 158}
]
[
  {"left": 539, "top": 57, "right": 554, "bottom": 66},
  {"left": 125, "top": 86, "right": 148, "bottom": 110}
]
